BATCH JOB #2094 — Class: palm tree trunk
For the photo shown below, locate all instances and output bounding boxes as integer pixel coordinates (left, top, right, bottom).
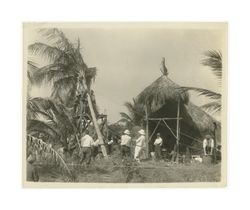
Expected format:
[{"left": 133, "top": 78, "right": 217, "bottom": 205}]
[
  {"left": 79, "top": 75, "right": 107, "bottom": 157},
  {"left": 75, "top": 78, "right": 107, "bottom": 157},
  {"left": 86, "top": 92, "right": 107, "bottom": 157}
]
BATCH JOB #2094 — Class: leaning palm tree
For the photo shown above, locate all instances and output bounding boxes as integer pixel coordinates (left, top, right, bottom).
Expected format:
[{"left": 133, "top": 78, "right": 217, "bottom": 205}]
[
  {"left": 180, "top": 50, "right": 222, "bottom": 114},
  {"left": 28, "top": 28, "right": 107, "bottom": 156}
]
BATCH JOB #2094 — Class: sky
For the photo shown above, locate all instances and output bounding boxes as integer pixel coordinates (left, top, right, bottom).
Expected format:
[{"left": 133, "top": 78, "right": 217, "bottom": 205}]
[{"left": 26, "top": 23, "right": 227, "bottom": 123}]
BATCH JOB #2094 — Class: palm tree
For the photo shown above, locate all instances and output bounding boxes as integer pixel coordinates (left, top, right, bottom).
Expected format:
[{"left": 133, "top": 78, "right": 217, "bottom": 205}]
[
  {"left": 181, "top": 50, "right": 222, "bottom": 114},
  {"left": 27, "top": 97, "right": 76, "bottom": 144},
  {"left": 28, "top": 28, "right": 107, "bottom": 156},
  {"left": 26, "top": 97, "right": 76, "bottom": 178},
  {"left": 27, "top": 135, "right": 73, "bottom": 178},
  {"left": 120, "top": 98, "right": 145, "bottom": 129}
]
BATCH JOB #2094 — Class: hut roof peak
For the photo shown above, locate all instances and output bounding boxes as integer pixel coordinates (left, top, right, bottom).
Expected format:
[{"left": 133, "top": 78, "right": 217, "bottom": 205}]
[
  {"left": 136, "top": 73, "right": 189, "bottom": 113},
  {"left": 160, "top": 57, "right": 168, "bottom": 76}
]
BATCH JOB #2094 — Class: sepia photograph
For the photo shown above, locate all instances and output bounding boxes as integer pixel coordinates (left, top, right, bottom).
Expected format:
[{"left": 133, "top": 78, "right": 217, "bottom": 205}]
[{"left": 23, "top": 22, "right": 227, "bottom": 187}]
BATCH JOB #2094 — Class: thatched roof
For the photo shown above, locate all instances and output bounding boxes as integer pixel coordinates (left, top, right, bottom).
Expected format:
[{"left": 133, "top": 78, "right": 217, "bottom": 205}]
[
  {"left": 137, "top": 75, "right": 189, "bottom": 113},
  {"left": 185, "top": 102, "right": 219, "bottom": 132},
  {"left": 136, "top": 58, "right": 221, "bottom": 146}
]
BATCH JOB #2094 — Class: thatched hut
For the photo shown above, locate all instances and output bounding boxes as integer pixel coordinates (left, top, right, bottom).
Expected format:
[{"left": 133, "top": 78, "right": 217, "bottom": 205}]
[{"left": 136, "top": 58, "right": 220, "bottom": 154}]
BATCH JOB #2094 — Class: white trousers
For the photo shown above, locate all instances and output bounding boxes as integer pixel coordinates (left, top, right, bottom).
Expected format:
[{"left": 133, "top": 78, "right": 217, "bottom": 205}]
[{"left": 134, "top": 146, "right": 142, "bottom": 161}]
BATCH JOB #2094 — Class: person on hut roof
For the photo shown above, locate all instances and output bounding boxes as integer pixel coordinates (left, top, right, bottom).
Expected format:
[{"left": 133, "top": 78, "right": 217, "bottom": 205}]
[
  {"left": 203, "top": 134, "right": 214, "bottom": 156},
  {"left": 134, "top": 129, "right": 146, "bottom": 163},
  {"left": 154, "top": 133, "right": 163, "bottom": 160},
  {"left": 120, "top": 130, "right": 132, "bottom": 160}
]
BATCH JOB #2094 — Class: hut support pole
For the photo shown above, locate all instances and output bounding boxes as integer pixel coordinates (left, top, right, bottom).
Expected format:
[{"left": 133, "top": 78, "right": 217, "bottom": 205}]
[
  {"left": 176, "top": 99, "right": 180, "bottom": 162},
  {"left": 145, "top": 105, "right": 149, "bottom": 159},
  {"left": 213, "top": 122, "right": 217, "bottom": 163}
]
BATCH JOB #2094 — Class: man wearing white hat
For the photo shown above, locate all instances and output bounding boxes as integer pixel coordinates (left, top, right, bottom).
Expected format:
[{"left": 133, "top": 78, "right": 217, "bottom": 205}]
[
  {"left": 134, "top": 129, "right": 146, "bottom": 162},
  {"left": 120, "top": 129, "right": 132, "bottom": 159}
]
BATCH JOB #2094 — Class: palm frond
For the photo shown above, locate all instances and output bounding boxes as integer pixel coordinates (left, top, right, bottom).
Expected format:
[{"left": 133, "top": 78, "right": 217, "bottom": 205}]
[
  {"left": 27, "top": 97, "right": 75, "bottom": 134},
  {"left": 179, "top": 87, "right": 221, "bottom": 100},
  {"left": 29, "top": 42, "right": 63, "bottom": 62},
  {"left": 27, "top": 61, "right": 39, "bottom": 85},
  {"left": 124, "top": 102, "right": 135, "bottom": 118},
  {"left": 49, "top": 101, "right": 75, "bottom": 131},
  {"left": 27, "top": 97, "right": 58, "bottom": 122},
  {"left": 122, "top": 99, "right": 145, "bottom": 126},
  {"left": 27, "top": 135, "right": 73, "bottom": 177},
  {"left": 32, "top": 63, "right": 74, "bottom": 86},
  {"left": 120, "top": 112, "right": 133, "bottom": 122},
  {"left": 52, "top": 76, "right": 76, "bottom": 91},
  {"left": 51, "top": 76, "right": 77, "bottom": 106},
  {"left": 201, "top": 50, "right": 222, "bottom": 82},
  {"left": 27, "top": 97, "right": 40, "bottom": 119},
  {"left": 27, "top": 119, "right": 59, "bottom": 137},
  {"left": 38, "top": 28, "right": 73, "bottom": 52},
  {"left": 28, "top": 97, "right": 54, "bottom": 110},
  {"left": 200, "top": 101, "right": 221, "bottom": 114},
  {"left": 85, "top": 67, "right": 97, "bottom": 87}
]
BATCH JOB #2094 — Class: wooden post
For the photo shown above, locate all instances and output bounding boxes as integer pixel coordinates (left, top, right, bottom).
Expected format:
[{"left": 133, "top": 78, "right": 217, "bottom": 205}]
[
  {"left": 213, "top": 122, "right": 217, "bottom": 163},
  {"left": 145, "top": 105, "right": 149, "bottom": 159},
  {"left": 176, "top": 99, "right": 180, "bottom": 162},
  {"left": 106, "top": 117, "right": 109, "bottom": 140}
]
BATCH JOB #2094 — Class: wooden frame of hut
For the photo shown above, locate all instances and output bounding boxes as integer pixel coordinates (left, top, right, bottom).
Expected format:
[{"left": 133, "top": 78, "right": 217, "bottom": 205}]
[{"left": 136, "top": 58, "right": 221, "bottom": 159}]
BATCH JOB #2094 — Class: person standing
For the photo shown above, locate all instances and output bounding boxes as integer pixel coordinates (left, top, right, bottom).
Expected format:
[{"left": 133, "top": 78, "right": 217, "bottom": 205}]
[
  {"left": 120, "top": 130, "right": 131, "bottom": 160},
  {"left": 80, "top": 130, "right": 94, "bottom": 165},
  {"left": 154, "top": 133, "right": 163, "bottom": 160},
  {"left": 107, "top": 137, "right": 114, "bottom": 155},
  {"left": 203, "top": 134, "right": 214, "bottom": 155},
  {"left": 134, "top": 129, "right": 146, "bottom": 163}
]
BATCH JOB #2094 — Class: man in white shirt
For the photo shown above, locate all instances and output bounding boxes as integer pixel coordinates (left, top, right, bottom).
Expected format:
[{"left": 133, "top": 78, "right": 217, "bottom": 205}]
[
  {"left": 120, "top": 130, "right": 131, "bottom": 159},
  {"left": 154, "top": 133, "right": 163, "bottom": 160},
  {"left": 203, "top": 134, "right": 214, "bottom": 155},
  {"left": 134, "top": 129, "right": 146, "bottom": 162},
  {"left": 80, "top": 130, "right": 94, "bottom": 165}
]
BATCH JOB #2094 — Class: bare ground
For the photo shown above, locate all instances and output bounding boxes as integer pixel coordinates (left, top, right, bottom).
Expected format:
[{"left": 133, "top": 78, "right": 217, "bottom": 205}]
[{"left": 35, "top": 156, "right": 221, "bottom": 183}]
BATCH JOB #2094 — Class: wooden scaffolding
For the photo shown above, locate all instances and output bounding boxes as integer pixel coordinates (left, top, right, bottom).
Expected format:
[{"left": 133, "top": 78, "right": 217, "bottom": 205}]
[{"left": 145, "top": 99, "right": 182, "bottom": 162}]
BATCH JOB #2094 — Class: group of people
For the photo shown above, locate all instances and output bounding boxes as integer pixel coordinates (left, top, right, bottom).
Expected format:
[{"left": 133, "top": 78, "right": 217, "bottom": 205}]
[
  {"left": 79, "top": 128, "right": 166, "bottom": 165},
  {"left": 120, "top": 129, "right": 146, "bottom": 162},
  {"left": 79, "top": 130, "right": 218, "bottom": 164},
  {"left": 27, "top": 131, "right": 219, "bottom": 181}
]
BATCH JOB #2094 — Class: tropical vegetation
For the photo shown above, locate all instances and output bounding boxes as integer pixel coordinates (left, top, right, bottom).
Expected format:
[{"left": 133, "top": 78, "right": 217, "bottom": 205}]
[
  {"left": 180, "top": 50, "right": 222, "bottom": 114},
  {"left": 27, "top": 28, "right": 109, "bottom": 178}
]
